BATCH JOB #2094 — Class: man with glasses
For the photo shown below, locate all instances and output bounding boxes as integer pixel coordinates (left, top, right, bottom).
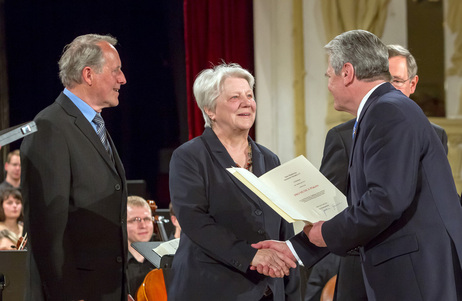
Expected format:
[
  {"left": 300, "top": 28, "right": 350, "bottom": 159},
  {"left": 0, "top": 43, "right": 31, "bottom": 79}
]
[
  {"left": 126, "top": 195, "right": 155, "bottom": 295},
  {"left": 302, "top": 44, "right": 448, "bottom": 301}
]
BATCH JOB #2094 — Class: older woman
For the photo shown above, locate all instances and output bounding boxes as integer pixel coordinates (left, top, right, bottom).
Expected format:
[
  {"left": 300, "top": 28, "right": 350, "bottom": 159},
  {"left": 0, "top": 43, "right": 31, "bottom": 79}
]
[
  {"left": 0, "top": 187, "right": 23, "bottom": 238},
  {"left": 168, "top": 63, "right": 300, "bottom": 301}
]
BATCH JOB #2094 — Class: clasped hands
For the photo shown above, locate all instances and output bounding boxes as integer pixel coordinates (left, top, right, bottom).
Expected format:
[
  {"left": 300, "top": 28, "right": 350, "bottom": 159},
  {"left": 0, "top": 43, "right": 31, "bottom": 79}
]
[{"left": 249, "top": 221, "right": 326, "bottom": 278}]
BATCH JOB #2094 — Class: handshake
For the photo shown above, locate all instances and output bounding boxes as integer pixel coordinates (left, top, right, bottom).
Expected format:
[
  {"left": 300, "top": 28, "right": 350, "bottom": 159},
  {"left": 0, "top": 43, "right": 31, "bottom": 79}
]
[{"left": 249, "top": 221, "right": 326, "bottom": 278}]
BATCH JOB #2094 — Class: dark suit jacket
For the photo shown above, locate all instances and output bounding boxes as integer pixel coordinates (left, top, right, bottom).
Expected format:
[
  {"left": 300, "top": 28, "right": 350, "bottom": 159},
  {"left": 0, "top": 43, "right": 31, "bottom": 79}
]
[
  {"left": 312, "top": 83, "right": 462, "bottom": 300},
  {"left": 167, "top": 127, "right": 300, "bottom": 301},
  {"left": 317, "top": 115, "right": 449, "bottom": 301},
  {"left": 321, "top": 118, "right": 447, "bottom": 197},
  {"left": 20, "top": 93, "right": 128, "bottom": 301}
]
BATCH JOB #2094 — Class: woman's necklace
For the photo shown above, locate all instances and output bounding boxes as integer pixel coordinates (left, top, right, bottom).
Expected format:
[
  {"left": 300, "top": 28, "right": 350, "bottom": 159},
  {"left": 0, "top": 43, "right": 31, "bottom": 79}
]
[{"left": 235, "top": 144, "right": 253, "bottom": 171}]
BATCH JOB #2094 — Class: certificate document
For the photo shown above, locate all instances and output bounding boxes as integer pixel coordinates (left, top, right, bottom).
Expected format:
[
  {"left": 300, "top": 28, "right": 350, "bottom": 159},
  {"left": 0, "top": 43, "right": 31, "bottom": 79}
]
[{"left": 227, "top": 155, "right": 347, "bottom": 223}]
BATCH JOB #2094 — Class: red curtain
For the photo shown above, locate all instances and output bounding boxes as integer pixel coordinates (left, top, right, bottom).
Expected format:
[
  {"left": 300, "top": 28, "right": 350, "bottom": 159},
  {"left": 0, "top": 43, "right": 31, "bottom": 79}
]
[{"left": 183, "top": 0, "right": 255, "bottom": 140}]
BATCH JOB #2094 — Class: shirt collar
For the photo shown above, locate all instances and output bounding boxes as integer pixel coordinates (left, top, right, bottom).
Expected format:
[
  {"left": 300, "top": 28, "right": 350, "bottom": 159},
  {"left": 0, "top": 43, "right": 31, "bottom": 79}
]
[
  {"left": 356, "top": 82, "right": 386, "bottom": 121},
  {"left": 63, "top": 88, "right": 99, "bottom": 125}
]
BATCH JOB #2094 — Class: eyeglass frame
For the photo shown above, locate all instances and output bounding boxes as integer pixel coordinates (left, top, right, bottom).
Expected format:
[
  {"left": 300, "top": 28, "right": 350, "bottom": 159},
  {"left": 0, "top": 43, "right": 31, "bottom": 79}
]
[
  {"left": 127, "top": 216, "right": 154, "bottom": 224},
  {"left": 391, "top": 76, "right": 413, "bottom": 88}
]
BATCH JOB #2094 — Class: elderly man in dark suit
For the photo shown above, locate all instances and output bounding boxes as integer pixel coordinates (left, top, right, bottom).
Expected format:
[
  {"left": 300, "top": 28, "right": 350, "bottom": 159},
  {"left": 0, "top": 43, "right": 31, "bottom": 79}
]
[
  {"left": 21, "top": 34, "right": 129, "bottom": 301},
  {"left": 304, "top": 30, "right": 462, "bottom": 301},
  {"left": 253, "top": 30, "right": 462, "bottom": 301},
  {"left": 310, "top": 44, "right": 449, "bottom": 301}
]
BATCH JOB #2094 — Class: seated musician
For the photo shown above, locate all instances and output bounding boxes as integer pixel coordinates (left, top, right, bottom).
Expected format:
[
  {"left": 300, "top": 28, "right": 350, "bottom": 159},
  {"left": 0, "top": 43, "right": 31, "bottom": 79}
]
[
  {"left": 0, "top": 187, "right": 24, "bottom": 238},
  {"left": 168, "top": 202, "right": 181, "bottom": 240},
  {"left": 127, "top": 195, "right": 156, "bottom": 295}
]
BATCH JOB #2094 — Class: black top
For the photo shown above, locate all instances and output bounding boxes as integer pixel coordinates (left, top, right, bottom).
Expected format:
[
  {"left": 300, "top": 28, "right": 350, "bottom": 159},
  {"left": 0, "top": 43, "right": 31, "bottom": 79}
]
[{"left": 127, "top": 251, "right": 155, "bottom": 295}]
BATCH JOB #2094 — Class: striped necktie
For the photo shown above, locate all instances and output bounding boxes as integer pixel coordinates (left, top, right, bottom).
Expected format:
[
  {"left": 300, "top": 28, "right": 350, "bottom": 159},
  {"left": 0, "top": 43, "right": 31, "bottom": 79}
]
[
  {"left": 352, "top": 120, "right": 358, "bottom": 139},
  {"left": 93, "top": 113, "right": 113, "bottom": 160}
]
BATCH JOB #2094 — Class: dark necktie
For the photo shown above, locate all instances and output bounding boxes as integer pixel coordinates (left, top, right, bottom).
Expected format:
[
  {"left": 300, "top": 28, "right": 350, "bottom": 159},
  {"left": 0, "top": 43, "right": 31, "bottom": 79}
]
[
  {"left": 93, "top": 113, "right": 113, "bottom": 160},
  {"left": 352, "top": 120, "right": 358, "bottom": 139}
]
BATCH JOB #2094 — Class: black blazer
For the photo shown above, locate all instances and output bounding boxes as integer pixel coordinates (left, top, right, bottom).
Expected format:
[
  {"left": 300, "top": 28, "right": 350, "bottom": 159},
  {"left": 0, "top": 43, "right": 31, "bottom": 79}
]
[
  {"left": 21, "top": 93, "right": 128, "bottom": 301},
  {"left": 168, "top": 127, "right": 300, "bottom": 301}
]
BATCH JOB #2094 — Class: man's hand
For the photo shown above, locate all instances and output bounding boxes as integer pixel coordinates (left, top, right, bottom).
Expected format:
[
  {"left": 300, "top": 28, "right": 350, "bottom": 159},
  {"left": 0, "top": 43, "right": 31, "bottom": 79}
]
[
  {"left": 252, "top": 240, "right": 296, "bottom": 261},
  {"left": 307, "top": 221, "right": 327, "bottom": 247},
  {"left": 249, "top": 240, "right": 297, "bottom": 278}
]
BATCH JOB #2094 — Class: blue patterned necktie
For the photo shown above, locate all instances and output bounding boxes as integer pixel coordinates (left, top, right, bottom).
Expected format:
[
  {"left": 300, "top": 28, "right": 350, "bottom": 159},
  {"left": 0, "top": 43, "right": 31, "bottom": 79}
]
[
  {"left": 352, "top": 120, "right": 358, "bottom": 139},
  {"left": 93, "top": 113, "right": 113, "bottom": 160}
]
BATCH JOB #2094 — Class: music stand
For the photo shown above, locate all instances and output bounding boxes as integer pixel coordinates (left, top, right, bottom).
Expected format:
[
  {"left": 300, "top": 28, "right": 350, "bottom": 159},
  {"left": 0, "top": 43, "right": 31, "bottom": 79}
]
[
  {"left": 131, "top": 242, "right": 163, "bottom": 268},
  {"left": 0, "top": 250, "right": 27, "bottom": 301},
  {"left": 0, "top": 121, "right": 37, "bottom": 147}
]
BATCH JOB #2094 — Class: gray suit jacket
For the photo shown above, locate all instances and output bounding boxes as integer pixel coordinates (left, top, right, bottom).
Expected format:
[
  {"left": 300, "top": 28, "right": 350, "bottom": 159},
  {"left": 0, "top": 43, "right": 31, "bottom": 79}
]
[
  {"left": 167, "top": 127, "right": 300, "bottom": 301},
  {"left": 21, "top": 92, "right": 128, "bottom": 301}
]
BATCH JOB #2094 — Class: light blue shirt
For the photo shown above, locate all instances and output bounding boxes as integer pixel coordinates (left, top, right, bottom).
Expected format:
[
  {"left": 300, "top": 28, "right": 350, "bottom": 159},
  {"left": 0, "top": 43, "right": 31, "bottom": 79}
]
[{"left": 63, "top": 88, "right": 99, "bottom": 133}]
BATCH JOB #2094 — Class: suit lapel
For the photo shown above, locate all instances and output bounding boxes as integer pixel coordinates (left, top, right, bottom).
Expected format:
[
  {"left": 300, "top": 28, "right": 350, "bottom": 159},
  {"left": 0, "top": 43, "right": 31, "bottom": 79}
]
[
  {"left": 349, "top": 83, "right": 395, "bottom": 166},
  {"left": 347, "top": 83, "right": 395, "bottom": 203},
  {"left": 201, "top": 128, "right": 267, "bottom": 206},
  {"left": 56, "top": 93, "right": 119, "bottom": 174},
  {"left": 107, "top": 132, "right": 126, "bottom": 180}
]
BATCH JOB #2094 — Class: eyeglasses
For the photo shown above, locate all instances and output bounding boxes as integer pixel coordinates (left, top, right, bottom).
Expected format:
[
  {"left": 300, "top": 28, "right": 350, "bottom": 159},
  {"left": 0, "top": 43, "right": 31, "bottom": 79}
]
[
  {"left": 127, "top": 217, "right": 154, "bottom": 224},
  {"left": 391, "top": 77, "right": 410, "bottom": 88}
]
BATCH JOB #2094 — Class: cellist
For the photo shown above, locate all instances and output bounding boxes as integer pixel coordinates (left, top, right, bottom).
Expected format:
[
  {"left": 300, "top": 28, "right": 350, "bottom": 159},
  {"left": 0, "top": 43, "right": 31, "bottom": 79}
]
[{"left": 126, "top": 196, "right": 156, "bottom": 295}]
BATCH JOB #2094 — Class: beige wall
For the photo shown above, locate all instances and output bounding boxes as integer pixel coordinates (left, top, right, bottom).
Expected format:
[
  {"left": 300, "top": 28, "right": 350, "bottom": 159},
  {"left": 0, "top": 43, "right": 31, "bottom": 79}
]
[{"left": 253, "top": 0, "right": 462, "bottom": 193}]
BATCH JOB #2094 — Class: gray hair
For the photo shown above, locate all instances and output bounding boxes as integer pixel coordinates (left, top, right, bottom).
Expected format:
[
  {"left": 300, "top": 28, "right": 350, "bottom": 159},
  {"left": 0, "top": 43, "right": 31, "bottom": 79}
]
[
  {"left": 58, "top": 34, "right": 118, "bottom": 88},
  {"left": 193, "top": 63, "right": 255, "bottom": 128},
  {"left": 387, "top": 44, "right": 418, "bottom": 79},
  {"left": 325, "top": 30, "right": 392, "bottom": 82}
]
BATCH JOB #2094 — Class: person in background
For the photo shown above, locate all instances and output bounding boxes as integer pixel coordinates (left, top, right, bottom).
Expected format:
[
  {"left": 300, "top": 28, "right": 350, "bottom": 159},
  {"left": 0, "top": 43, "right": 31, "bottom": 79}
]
[
  {"left": 0, "top": 229, "right": 18, "bottom": 250},
  {"left": 168, "top": 63, "right": 300, "bottom": 301},
  {"left": 0, "top": 150, "right": 21, "bottom": 192},
  {"left": 168, "top": 202, "right": 181, "bottom": 239},
  {"left": 20, "top": 33, "right": 129, "bottom": 301},
  {"left": 127, "top": 195, "right": 156, "bottom": 295},
  {"left": 0, "top": 187, "right": 23, "bottom": 238},
  {"left": 387, "top": 44, "right": 447, "bottom": 149}
]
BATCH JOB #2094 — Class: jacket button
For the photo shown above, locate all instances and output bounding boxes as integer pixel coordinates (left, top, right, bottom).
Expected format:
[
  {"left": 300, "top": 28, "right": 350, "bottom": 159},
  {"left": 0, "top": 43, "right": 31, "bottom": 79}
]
[
  {"left": 116, "top": 256, "right": 123, "bottom": 263},
  {"left": 258, "top": 229, "right": 265, "bottom": 235},
  {"left": 255, "top": 209, "right": 262, "bottom": 216},
  {"left": 115, "top": 184, "right": 121, "bottom": 191}
]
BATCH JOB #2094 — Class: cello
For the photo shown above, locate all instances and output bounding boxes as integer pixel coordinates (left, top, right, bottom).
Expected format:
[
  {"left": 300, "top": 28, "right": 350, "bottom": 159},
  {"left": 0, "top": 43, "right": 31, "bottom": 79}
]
[{"left": 136, "top": 200, "right": 169, "bottom": 301}]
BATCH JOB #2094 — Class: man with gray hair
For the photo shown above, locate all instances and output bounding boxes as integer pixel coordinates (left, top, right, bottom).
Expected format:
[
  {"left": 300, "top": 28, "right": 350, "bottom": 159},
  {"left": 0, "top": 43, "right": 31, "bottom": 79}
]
[
  {"left": 305, "top": 30, "right": 462, "bottom": 300},
  {"left": 253, "top": 30, "right": 462, "bottom": 300},
  {"left": 21, "top": 34, "right": 129, "bottom": 300},
  {"left": 303, "top": 43, "right": 449, "bottom": 301}
]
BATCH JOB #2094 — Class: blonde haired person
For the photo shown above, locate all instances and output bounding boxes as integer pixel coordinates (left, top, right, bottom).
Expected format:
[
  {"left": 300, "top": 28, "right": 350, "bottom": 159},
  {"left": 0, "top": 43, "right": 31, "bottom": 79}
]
[{"left": 127, "top": 195, "right": 155, "bottom": 294}]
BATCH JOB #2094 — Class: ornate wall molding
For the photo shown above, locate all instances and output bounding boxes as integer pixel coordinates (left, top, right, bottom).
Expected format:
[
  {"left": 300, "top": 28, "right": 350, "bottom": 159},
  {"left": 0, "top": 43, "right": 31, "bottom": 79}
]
[{"left": 429, "top": 117, "right": 462, "bottom": 193}]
